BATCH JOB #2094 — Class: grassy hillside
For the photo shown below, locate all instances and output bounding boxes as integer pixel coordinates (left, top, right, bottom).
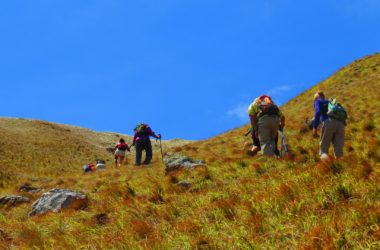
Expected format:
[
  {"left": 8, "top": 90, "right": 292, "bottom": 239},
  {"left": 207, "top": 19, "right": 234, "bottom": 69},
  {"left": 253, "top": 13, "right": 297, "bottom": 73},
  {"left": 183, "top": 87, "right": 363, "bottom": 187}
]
[
  {"left": 0, "top": 53, "right": 379, "bottom": 249},
  {"left": 0, "top": 118, "right": 189, "bottom": 188}
]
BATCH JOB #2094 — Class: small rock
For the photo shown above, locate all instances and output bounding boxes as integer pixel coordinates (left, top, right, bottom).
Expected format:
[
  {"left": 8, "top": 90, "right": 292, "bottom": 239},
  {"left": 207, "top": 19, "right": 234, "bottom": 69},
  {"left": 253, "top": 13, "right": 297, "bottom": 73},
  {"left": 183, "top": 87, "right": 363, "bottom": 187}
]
[
  {"left": 163, "top": 153, "right": 205, "bottom": 174},
  {"left": 29, "top": 189, "right": 88, "bottom": 216},
  {"left": 19, "top": 183, "right": 42, "bottom": 193},
  {"left": 96, "top": 160, "right": 106, "bottom": 171},
  {"left": 94, "top": 213, "right": 109, "bottom": 225},
  {"left": 96, "top": 159, "right": 106, "bottom": 164},
  {"left": 176, "top": 181, "right": 191, "bottom": 189},
  {"left": 0, "top": 195, "right": 30, "bottom": 208}
]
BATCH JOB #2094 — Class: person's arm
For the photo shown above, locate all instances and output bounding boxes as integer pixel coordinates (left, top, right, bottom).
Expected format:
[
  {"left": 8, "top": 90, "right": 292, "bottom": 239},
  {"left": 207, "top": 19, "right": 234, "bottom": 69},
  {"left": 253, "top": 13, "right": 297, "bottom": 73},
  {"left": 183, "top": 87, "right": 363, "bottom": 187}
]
[
  {"left": 148, "top": 127, "right": 161, "bottom": 139},
  {"left": 132, "top": 134, "right": 137, "bottom": 146},
  {"left": 244, "top": 127, "right": 253, "bottom": 137},
  {"left": 313, "top": 100, "right": 321, "bottom": 135},
  {"left": 248, "top": 102, "right": 258, "bottom": 131},
  {"left": 250, "top": 115, "right": 257, "bottom": 132},
  {"left": 280, "top": 115, "right": 285, "bottom": 130}
]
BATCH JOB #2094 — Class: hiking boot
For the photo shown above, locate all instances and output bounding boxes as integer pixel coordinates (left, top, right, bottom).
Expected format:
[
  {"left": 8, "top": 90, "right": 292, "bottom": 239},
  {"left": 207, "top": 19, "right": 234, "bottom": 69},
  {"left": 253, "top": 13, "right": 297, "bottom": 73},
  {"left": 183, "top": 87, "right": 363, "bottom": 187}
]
[
  {"left": 320, "top": 153, "right": 330, "bottom": 161},
  {"left": 250, "top": 146, "right": 260, "bottom": 156}
]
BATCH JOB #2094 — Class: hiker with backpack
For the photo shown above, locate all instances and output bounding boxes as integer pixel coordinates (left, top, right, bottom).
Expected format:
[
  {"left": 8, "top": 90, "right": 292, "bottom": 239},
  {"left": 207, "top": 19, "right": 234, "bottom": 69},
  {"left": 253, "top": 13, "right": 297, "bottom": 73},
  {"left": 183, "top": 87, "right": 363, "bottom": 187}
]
[
  {"left": 114, "top": 138, "right": 130, "bottom": 167},
  {"left": 132, "top": 123, "right": 161, "bottom": 166},
  {"left": 313, "top": 91, "right": 329, "bottom": 137},
  {"left": 313, "top": 91, "right": 347, "bottom": 159},
  {"left": 248, "top": 95, "right": 285, "bottom": 156}
]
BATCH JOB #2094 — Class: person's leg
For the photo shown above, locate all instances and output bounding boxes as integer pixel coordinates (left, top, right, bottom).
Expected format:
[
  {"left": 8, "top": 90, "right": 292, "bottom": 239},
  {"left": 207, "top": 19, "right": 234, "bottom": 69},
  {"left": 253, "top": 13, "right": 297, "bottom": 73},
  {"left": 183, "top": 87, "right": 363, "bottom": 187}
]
[
  {"left": 332, "top": 120, "right": 345, "bottom": 158},
  {"left": 320, "top": 119, "right": 334, "bottom": 157},
  {"left": 143, "top": 140, "right": 153, "bottom": 165},
  {"left": 269, "top": 117, "right": 280, "bottom": 156},
  {"left": 114, "top": 155, "right": 118, "bottom": 167},
  {"left": 250, "top": 129, "right": 261, "bottom": 154},
  {"left": 135, "top": 141, "right": 143, "bottom": 166},
  {"left": 274, "top": 132, "right": 280, "bottom": 157},
  {"left": 258, "top": 116, "right": 275, "bottom": 156},
  {"left": 252, "top": 130, "right": 261, "bottom": 149},
  {"left": 119, "top": 155, "right": 125, "bottom": 166}
]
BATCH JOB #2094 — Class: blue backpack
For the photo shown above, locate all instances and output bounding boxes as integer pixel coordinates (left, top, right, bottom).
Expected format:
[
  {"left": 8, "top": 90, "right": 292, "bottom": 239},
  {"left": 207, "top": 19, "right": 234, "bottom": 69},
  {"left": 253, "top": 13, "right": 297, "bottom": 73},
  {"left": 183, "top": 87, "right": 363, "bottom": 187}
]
[{"left": 327, "top": 99, "right": 347, "bottom": 123}]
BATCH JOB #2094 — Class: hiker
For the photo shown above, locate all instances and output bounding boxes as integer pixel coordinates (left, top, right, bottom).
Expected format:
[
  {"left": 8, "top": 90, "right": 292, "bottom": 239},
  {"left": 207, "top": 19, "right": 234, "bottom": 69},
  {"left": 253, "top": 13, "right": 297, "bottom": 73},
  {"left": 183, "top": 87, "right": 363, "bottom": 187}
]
[
  {"left": 245, "top": 125, "right": 280, "bottom": 156},
  {"left": 132, "top": 123, "right": 161, "bottom": 166},
  {"left": 313, "top": 91, "right": 346, "bottom": 159},
  {"left": 248, "top": 95, "right": 285, "bottom": 156},
  {"left": 114, "top": 138, "right": 130, "bottom": 167},
  {"left": 312, "top": 91, "right": 329, "bottom": 137}
]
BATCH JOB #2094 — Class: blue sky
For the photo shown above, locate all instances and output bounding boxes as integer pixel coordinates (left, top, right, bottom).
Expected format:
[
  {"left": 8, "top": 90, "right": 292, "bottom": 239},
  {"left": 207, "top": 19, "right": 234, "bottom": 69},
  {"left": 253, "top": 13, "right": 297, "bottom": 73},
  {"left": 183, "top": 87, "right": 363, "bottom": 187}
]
[{"left": 0, "top": 0, "right": 379, "bottom": 140}]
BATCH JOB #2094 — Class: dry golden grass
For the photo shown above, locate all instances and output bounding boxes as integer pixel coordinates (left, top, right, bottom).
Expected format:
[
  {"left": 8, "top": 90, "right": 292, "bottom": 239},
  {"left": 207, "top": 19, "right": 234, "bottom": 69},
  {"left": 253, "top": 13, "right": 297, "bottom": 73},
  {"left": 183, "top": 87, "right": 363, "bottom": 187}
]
[{"left": 0, "top": 53, "right": 379, "bottom": 249}]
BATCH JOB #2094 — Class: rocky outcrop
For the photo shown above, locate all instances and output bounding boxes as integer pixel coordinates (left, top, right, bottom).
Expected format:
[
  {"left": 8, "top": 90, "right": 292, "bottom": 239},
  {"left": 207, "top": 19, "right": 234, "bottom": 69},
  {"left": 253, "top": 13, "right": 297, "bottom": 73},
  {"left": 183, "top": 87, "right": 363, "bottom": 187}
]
[
  {"left": 163, "top": 153, "right": 205, "bottom": 174},
  {"left": 0, "top": 195, "right": 30, "bottom": 208},
  {"left": 29, "top": 189, "right": 88, "bottom": 216}
]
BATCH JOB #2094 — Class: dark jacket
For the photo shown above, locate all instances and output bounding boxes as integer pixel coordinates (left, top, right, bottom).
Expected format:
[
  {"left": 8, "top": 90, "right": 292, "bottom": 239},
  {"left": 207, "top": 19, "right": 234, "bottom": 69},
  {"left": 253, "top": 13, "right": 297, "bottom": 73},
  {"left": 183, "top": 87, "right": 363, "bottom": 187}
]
[{"left": 313, "top": 98, "right": 329, "bottom": 129}]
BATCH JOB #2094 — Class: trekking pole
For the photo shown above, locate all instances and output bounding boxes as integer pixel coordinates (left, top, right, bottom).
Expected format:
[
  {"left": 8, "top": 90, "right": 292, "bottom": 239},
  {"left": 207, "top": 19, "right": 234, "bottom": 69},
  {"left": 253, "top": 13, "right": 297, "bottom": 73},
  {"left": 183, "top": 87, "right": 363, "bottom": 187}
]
[
  {"left": 157, "top": 134, "right": 164, "bottom": 164},
  {"left": 280, "top": 128, "right": 289, "bottom": 157}
]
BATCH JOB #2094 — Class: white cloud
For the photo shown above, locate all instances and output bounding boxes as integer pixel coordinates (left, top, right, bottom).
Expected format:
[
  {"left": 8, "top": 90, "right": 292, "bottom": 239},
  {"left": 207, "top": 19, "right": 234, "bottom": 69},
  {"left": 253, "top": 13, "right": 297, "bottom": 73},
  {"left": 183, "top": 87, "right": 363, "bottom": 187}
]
[
  {"left": 266, "top": 85, "right": 294, "bottom": 96},
  {"left": 227, "top": 84, "right": 296, "bottom": 121},
  {"left": 227, "top": 103, "right": 249, "bottom": 122}
]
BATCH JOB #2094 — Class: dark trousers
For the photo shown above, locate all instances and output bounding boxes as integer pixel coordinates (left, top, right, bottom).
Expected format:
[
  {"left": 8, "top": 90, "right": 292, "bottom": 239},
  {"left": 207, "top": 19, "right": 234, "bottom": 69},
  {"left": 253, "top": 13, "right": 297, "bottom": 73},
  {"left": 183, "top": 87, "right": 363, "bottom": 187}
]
[
  {"left": 251, "top": 129, "right": 261, "bottom": 150},
  {"left": 251, "top": 129, "right": 280, "bottom": 156},
  {"left": 135, "top": 139, "right": 152, "bottom": 165}
]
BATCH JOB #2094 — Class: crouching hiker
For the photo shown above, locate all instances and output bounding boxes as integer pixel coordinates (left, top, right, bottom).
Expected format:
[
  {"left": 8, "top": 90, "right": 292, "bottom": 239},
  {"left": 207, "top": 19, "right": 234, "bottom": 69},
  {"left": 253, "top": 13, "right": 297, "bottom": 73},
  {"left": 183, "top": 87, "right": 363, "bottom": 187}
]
[
  {"left": 247, "top": 95, "right": 285, "bottom": 156},
  {"left": 114, "top": 138, "right": 130, "bottom": 167},
  {"left": 132, "top": 123, "right": 161, "bottom": 166},
  {"left": 313, "top": 91, "right": 347, "bottom": 160}
]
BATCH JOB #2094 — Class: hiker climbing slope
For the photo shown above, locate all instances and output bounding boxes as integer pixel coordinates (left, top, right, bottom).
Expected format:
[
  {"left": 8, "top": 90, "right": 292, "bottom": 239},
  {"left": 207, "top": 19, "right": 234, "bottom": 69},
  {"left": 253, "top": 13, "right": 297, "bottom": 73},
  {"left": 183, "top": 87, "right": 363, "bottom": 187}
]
[
  {"left": 132, "top": 123, "right": 161, "bottom": 166},
  {"left": 312, "top": 91, "right": 329, "bottom": 137},
  {"left": 248, "top": 95, "right": 285, "bottom": 156},
  {"left": 313, "top": 91, "right": 347, "bottom": 159},
  {"left": 114, "top": 138, "right": 130, "bottom": 167}
]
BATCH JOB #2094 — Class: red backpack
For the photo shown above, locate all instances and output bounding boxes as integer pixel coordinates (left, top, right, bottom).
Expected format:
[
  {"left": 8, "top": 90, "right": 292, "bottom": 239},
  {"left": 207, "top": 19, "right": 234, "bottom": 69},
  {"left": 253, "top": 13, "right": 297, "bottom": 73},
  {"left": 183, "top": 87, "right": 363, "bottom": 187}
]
[
  {"left": 117, "top": 142, "right": 128, "bottom": 151},
  {"left": 257, "top": 95, "right": 280, "bottom": 117}
]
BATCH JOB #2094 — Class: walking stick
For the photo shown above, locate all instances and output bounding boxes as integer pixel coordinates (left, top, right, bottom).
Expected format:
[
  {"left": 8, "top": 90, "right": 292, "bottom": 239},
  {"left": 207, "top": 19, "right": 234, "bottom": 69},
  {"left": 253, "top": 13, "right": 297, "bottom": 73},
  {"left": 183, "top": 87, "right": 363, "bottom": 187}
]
[
  {"left": 280, "top": 129, "right": 289, "bottom": 158},
  {"left": 156, "top": 134, "right": 164, "bottom": 164}
]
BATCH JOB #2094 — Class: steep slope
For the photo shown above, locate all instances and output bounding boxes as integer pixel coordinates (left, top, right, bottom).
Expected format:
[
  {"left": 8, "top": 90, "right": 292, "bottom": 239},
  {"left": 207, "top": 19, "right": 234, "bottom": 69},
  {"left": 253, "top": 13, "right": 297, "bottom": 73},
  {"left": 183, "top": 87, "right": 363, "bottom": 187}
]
[
  {"left": 0, "top": 54, "right": 379, "bottom": 249},
  {"left": 179, "top": 53, "right": 380, "bottom": 163}
]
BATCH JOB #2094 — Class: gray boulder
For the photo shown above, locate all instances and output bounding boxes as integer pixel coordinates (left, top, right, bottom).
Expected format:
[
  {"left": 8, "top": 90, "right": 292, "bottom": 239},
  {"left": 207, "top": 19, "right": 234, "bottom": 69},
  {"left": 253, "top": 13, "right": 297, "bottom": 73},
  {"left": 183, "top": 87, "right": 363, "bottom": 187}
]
[
  {"left": 29, "top": 189, "right": 88, "bottom": 216},
  {"left": 96, "top": 163, "right": 106, "bottom": 170},
  {"left": 0, "top": 195, "right": 30, "bottom": 208},
  {"left": 163, "top": 153, "right": 205, "bottom": 174}
]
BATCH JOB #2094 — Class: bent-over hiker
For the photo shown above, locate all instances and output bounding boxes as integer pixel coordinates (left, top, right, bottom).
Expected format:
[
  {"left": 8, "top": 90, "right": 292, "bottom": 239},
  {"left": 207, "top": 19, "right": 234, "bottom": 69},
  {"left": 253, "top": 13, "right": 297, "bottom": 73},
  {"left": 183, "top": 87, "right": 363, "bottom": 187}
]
[
  {"left": 248, "top": 95, "right": 285, "bottom": 156},
  {"left": 132, "top": 123, "right": 161, "bottom": 166},
  {"left": 313, "top": 91, "right": 346, "bottom": 159},
  {"left": 114, "top": 138, "right": 130, "bottom": 167}
]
